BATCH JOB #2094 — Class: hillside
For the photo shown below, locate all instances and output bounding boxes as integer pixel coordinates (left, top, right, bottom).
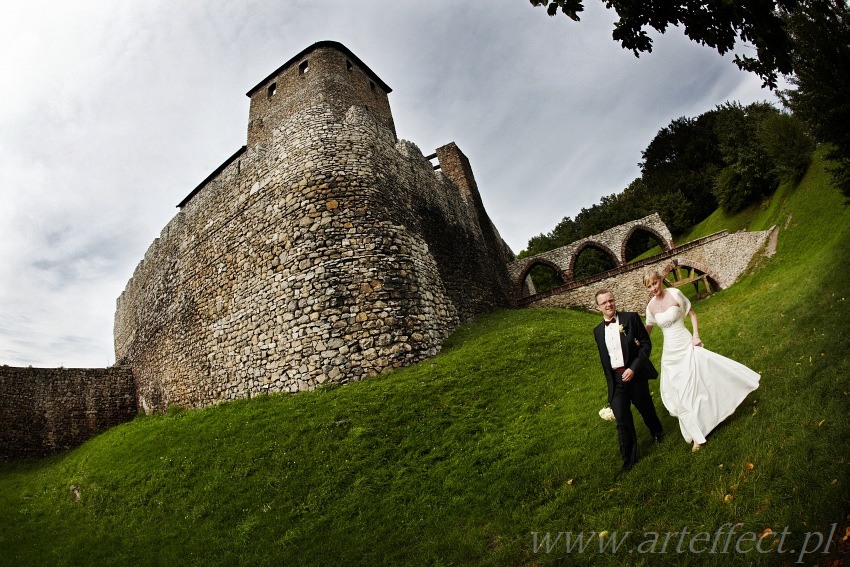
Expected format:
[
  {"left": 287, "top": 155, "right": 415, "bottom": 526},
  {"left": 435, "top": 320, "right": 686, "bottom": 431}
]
[{"left": 1, "top": 150, "right": 848, "bottom": 566}]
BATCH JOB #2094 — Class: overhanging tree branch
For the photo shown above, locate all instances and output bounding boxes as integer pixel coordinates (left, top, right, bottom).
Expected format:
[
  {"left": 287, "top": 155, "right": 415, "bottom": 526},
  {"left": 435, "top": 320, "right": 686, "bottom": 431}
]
[{"left": 529, "top": 0, "right": 799, "bottom": 88}]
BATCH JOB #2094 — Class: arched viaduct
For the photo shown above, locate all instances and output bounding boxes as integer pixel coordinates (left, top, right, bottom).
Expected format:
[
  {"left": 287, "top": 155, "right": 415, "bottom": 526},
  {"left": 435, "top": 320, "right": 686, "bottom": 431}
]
[
  {"left": 509, "top": 214, "right": 776, "bottom": 313},
  {"left": 508, "top": 213, "right": 675, "bottom": 297}
]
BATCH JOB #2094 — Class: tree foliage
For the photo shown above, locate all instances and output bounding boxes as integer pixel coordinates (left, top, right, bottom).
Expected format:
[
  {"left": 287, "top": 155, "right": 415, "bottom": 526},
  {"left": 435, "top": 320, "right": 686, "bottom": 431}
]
[
  {"left": 710, "top": 102, "right": 815, "bottom": 212},
  {"left": 525, "top": 264, "right": 563, "bottom": 293},
  {"left": 780, "top": 0, "right": 850, "bottom": 196},
  {"left": 529, "top": 0, "right": 798, "bottom": 88},
  {"left": 757, "top": 111, "right": 815, "bottom": 184},
  {"left": 640, "top": 113, "right": 722, "bottom": 229},
  {"left": 712, "top": 102, "right": 781, "bottom": 213},
  {"left": 521, "top": 0, "right": 840, "bottom": 263},
  {"left": 573, "top": 246, "right": 617, "bottom": 279},
  {"left": 528, "top": 0, "right": 849, "bottom": 195}
]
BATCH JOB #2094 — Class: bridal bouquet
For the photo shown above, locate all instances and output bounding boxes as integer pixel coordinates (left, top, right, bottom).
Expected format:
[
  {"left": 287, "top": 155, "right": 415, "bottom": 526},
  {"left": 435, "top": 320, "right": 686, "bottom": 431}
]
[{"left": 598, "top": 406, "right": 615, "bottom": 421}]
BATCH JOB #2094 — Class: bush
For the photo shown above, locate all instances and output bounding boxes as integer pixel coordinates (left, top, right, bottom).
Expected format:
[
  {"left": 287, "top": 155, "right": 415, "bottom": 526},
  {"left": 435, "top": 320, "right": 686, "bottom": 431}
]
[{"left": 757, "top": 112, "right": 815, "bottom": 183}]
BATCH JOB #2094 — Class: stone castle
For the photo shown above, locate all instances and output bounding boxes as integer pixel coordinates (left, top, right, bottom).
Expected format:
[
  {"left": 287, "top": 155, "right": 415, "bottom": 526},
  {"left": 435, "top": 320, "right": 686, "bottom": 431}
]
[
  {"left": 113, "top": 41, "right": 515, "bottom": 413},
  {"left": 0, "top": 41, "right": 773, "bottom": 458}
]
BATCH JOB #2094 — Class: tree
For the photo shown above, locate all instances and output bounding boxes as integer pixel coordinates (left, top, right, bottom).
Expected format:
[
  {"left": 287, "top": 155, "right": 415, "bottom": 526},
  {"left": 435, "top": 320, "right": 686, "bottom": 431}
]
[
  {"left": 529, "top": 0, "right": 799, "bottom": 88},
  {"left": 757, "top": 111, "right": 815, "bottom": 183},
  {"left": 640, "top": 113, "right": 722, "bottom": 229},
  {"left": 780, "top": 0, "right": 850, "bottom": 196},
  {"left": 528, "top": 0, "right": 849, "bottom": 197},
  {"left": 714, "top": 102, "right": 780, "bottom": 213}
]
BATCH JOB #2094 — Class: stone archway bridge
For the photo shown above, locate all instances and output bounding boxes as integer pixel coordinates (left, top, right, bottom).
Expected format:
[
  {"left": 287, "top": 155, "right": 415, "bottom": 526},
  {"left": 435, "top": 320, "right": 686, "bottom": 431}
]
[{"left": 509, "top": 213, "right": 777, "bottom": 313}]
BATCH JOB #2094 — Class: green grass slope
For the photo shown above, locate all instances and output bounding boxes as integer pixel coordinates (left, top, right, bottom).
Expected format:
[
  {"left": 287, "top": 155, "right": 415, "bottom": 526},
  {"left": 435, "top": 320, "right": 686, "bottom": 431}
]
[{"left": 1, "top": 151, "right": 848, "bottom": 566}]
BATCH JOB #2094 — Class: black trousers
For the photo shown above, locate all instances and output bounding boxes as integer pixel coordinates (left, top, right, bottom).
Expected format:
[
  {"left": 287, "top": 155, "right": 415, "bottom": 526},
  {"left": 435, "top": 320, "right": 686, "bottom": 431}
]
[{"left": 611, "top": 374, "right": 663, "bottom": 466}]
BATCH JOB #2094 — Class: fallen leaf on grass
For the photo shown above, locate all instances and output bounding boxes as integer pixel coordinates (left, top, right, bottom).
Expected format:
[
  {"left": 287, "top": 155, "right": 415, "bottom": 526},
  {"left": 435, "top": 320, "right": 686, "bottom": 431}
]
[
  {"left": 758, "top": 528, "right": 773, "bottom": 538},
  {"left": 818, "top": 419, "right": 826, "bottom": 426},
  {"left": 724, "top": 494, "right": 733, "bottom": 504},
  {"left": 746, "top": 462, "right": 754, "bottom": 471}
]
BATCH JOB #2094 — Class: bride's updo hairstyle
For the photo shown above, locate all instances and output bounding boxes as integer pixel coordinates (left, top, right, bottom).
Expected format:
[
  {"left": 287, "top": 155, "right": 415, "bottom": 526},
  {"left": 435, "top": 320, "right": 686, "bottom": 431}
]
[{"left": 642, "top": 268, "right": 663, "bottom": 287}]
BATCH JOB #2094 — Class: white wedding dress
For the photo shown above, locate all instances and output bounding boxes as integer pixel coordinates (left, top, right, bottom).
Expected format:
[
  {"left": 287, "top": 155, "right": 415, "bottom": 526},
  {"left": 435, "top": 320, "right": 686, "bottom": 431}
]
[{"left": 646, "top": 288, "right": 760, "bottom": 445}]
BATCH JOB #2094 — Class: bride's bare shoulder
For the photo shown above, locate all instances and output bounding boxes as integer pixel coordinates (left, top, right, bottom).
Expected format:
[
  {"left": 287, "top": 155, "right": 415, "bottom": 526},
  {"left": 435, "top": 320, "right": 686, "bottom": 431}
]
[{"left": 647, "top": 296, "right": 661, "bottom": 314}]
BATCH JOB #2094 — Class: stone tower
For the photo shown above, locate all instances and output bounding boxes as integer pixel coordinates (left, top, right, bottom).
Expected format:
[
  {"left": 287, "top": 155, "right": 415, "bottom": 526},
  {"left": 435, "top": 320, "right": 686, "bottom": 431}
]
[
  {"left": 244, "top": 41, "right": 396, "bottom": 148},
  {"left": 115, "top": 41, "right": 514, "bottom": 412}
]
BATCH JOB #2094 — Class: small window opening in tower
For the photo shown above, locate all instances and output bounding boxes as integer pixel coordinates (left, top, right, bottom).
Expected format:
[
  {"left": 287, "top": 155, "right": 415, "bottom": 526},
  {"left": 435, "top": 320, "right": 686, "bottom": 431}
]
[
  {"left": 267, "top": 82, "right": 276, "bottom": 98},
  {"left": 369, "top": 80, "right": 376, "bottom": 95},
  {"left": 299, "top": 60, "right": 309, "bottom": 75},
  {"left": 346, "top": 60, "right": 353, "bottom": 71}
]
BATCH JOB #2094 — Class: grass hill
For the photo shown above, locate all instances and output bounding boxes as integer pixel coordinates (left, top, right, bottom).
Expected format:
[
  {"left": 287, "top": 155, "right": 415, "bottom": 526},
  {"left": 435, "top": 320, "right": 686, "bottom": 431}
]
[{"left": 1, "top": 150, "right": 848, "bottom": 566}]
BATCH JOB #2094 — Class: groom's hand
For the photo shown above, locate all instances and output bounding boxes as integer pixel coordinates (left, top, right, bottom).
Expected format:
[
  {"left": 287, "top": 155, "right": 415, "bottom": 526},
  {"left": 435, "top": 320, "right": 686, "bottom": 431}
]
[{"left": 622, "top": 368, "right": 635, "bottom": 382}]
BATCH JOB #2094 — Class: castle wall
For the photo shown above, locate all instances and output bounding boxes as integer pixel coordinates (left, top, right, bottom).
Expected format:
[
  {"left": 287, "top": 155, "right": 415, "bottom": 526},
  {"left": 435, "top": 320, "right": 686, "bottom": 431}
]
[
  {"left": 114, "top": 46, "right": 513, "bottom": 412},
  {"left": 0, "top": 366, "right": 136, "bottom": 459}
]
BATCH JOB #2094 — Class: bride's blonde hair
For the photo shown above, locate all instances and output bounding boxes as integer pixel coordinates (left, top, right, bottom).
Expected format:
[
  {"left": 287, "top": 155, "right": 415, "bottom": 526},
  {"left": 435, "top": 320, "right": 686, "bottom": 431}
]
[{"left": 642, "top": 268, "right": 663, "bottom": 286}]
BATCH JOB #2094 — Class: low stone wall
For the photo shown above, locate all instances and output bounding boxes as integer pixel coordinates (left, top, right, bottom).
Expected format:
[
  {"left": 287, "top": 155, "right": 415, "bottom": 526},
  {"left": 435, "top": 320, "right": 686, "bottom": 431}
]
[
  {"left": 0, "top": 366, "right": 137, "bottom": 459},
  {"left": 522, "top": 257, "right": 683, "bottom": 313},
  {"left": 521, "top": 228, "right": 775, "bottom": 313},
  {"left": 694, "top": 229, "right": 776, "bottom": 288}
]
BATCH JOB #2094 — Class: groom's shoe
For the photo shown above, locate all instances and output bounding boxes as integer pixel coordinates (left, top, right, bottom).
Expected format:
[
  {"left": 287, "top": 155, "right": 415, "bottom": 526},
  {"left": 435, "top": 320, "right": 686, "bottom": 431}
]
[
  {"left": 654, "top": 433, "right": 664, "bottom": 444},
  {"left": 621, "top": 461, "right": 635, "bottom": 473}
]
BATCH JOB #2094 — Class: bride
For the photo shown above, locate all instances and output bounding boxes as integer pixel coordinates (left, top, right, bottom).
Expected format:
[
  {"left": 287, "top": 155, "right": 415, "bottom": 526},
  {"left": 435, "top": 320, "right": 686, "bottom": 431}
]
[{"left": 643, "top": 269, "right": 760, "bottom": 452}]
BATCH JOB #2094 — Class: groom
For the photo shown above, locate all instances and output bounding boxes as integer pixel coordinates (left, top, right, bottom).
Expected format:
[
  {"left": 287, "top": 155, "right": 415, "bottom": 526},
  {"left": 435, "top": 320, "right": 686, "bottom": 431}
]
[{"left": 593, "top": 289, "right": 663, "bottom": 472}]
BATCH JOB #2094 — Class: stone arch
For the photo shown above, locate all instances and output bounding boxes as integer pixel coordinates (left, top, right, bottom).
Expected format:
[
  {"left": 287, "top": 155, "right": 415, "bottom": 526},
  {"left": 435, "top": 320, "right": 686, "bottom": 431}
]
[
  {"left": 621, "top": 224, "right": 673, "bottom": 263},
  {"left": 517, "top": 258, "right": 568, "bottom": 298},
  {"left": 658, "top": 258, "right": 722, "bottom": 299},
  {"left": 569, "top": 241, "right": 621, "bottom": 280}
]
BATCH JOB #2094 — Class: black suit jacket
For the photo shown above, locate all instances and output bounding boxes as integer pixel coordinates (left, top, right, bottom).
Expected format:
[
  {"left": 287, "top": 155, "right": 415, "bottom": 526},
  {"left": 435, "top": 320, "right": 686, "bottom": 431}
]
[{"left": 593, "top": 311, "right": 658, "bottom": 403}]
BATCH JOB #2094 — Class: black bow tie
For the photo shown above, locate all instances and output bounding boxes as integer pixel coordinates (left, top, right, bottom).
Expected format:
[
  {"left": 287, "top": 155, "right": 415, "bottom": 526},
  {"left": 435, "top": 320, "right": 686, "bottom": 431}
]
[{"left": 604, "top": 318, "right": 617, "bottom": 326}]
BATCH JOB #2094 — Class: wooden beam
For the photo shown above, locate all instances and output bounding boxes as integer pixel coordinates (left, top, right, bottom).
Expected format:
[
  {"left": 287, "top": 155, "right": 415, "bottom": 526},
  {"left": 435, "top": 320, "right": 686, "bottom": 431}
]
[{"left": 670, "top": 274, "right": 706, "bottom": 287}]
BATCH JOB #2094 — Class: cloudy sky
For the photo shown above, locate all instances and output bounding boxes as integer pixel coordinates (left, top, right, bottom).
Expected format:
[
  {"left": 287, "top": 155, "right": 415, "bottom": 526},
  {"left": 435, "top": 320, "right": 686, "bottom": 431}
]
[{"left": 0, "top": 0, "right": 783, "bottom": 367}]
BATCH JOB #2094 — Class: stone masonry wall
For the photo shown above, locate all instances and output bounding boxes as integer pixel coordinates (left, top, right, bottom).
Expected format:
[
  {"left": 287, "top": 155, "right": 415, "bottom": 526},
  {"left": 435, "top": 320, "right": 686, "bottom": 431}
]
[
  {"left": 521, "top": 228, "right": 775, "bottom": 313},
  {"left": 115, "top": 42, "right": 514, "bottom": 413},
  {"left": 247, "top": 42, "right": 396, "bottom": 149},
  {"left": 507, "top": 213, "right": 674, "bottom": 291},
  {"left": 0, "top": 366, "right": 136, "bottom": 459}
]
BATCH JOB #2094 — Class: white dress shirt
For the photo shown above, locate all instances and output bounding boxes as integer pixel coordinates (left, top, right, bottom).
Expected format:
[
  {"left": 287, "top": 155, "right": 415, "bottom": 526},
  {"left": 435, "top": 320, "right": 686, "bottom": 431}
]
[{"left": 603, "top": 315, "right": 625, "bottom": 369}]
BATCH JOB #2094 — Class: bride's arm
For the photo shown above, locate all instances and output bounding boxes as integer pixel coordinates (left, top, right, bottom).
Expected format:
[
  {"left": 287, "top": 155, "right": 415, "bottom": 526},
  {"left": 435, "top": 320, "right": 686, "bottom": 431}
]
[
  {"left": 688, "top": 308, "right": 702, "bottom": 347},
  {"left": 670, "top": 287, "right": 702, "bottom": 346},
  {"left": 644, "top": 305, "right": 655, "bottom": 335}
]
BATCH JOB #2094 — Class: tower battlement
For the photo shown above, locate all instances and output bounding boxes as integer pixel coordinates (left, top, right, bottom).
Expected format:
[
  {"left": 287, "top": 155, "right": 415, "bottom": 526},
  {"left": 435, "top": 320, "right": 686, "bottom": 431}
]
[{"left": 246, "top": 41, "right": 396, "bottom": 148}]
